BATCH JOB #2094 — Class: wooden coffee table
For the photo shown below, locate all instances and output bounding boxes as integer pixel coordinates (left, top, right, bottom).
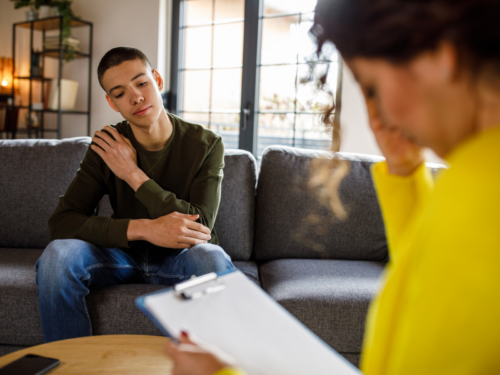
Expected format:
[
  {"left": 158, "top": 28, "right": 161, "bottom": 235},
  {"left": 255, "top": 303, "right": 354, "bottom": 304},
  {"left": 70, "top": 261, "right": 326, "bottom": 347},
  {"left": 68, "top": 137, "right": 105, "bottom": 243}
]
[{"left": 0, "top": 335, "right": 173, "bottom": 374}]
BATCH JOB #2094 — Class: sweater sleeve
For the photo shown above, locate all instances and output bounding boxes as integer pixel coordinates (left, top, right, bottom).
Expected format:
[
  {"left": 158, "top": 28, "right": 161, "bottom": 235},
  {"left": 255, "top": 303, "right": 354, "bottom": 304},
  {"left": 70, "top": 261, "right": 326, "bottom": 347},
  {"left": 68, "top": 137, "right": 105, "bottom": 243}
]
[
  {"left": 213, "top": 368, "right": 247, "bottom": 375},
  {"left": 134, "top": 137, "right": 224, "bottom": 231},
  {"left": 48, "top": 147, "right": 131, "bottom": 249},
  {"left": 371, "top": 161, "right": 434, "bottom": 263}
]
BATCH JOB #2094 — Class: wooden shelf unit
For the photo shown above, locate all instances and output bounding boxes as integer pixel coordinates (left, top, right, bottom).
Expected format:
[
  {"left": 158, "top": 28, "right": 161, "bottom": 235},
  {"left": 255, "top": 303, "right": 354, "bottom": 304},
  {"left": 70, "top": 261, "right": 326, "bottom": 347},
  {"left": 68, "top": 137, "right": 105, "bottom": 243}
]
[{"left": 3, "top": 16, "right": 93, "bottom": 139}]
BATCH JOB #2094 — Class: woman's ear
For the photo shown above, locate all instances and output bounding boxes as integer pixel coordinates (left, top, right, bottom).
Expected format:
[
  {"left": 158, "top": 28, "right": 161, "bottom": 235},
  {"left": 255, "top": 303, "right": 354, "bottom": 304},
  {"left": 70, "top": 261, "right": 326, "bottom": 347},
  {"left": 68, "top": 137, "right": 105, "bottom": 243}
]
[
  {"left": 435, "top": 42, "right": 459, "bottom": 82},
  {"left": 152, "top": 69, "right": 164, "bottom": 91},
  {"left": 106, "top": 94, "right": 120, "bottom": 112}
]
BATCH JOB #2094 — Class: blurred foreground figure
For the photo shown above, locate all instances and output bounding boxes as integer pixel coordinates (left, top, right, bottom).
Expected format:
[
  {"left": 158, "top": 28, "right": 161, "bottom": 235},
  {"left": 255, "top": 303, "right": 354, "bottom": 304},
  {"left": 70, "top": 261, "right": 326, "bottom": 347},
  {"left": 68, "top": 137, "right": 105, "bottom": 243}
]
[{"left": 165, "top": 0, "right": 500, "bottom": 374}]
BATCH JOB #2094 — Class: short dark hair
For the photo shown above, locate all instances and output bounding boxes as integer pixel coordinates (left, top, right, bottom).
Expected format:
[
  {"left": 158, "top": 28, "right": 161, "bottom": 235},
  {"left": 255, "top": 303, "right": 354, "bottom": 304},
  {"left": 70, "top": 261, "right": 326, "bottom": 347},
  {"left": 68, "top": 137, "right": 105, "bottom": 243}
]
[{"left": 97, "top": 46, "right": 152, "bottom": 91}]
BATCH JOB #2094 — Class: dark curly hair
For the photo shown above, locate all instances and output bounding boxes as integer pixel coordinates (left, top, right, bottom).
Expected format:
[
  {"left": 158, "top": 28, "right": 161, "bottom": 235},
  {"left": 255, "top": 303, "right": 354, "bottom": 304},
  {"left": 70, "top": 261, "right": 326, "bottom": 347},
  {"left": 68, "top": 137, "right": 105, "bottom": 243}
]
[
  {"left": 312, "top": 0, "right": 500, "bottom": 72},
  {"left": 308, "top": 0, "right": 500, "bottom": 218}
]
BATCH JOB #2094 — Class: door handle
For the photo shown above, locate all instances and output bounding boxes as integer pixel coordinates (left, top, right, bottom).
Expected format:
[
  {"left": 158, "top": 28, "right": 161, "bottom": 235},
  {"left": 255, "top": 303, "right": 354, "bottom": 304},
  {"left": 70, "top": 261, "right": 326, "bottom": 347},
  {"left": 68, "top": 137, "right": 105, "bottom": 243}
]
[{"left": 242, "top": 103, "right": 251, "bottom": 131}]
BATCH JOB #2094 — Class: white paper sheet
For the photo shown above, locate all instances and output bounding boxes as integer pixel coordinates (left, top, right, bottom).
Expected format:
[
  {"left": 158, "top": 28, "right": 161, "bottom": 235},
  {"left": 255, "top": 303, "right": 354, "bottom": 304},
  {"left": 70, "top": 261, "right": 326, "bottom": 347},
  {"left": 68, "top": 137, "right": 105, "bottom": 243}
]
[{"left": 142, "top": 271, "right": 361, "bottom": 375}]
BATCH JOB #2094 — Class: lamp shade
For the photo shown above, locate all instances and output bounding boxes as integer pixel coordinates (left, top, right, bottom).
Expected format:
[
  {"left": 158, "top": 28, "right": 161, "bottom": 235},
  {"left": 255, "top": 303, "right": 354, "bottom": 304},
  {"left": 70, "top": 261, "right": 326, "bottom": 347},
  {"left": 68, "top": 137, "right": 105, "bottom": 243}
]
[{"left": 0, "top": 57, "right": 14, "bottom": 95}]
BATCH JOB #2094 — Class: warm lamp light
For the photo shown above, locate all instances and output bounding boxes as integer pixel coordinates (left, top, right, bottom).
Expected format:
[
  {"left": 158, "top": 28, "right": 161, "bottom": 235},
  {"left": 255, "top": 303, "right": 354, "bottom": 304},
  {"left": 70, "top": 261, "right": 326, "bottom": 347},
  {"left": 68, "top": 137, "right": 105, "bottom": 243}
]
[{"left": 0, "top": 57, "right": 14, "bottom": 95}]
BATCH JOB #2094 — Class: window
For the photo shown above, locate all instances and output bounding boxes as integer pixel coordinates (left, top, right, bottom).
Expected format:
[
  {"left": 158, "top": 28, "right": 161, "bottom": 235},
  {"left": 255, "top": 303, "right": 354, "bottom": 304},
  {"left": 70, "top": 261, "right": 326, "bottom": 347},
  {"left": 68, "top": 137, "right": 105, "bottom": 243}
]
[{"left": 169, "top": 0, "right": 341, "bottom": 157}]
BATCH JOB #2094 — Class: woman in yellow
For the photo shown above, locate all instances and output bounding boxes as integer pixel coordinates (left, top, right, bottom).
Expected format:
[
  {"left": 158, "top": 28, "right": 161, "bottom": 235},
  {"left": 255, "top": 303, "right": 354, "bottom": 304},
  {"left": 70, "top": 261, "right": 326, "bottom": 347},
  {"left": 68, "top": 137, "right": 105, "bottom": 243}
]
[{"left": 164, "top": 0, "right": 500, "bottom": 373}]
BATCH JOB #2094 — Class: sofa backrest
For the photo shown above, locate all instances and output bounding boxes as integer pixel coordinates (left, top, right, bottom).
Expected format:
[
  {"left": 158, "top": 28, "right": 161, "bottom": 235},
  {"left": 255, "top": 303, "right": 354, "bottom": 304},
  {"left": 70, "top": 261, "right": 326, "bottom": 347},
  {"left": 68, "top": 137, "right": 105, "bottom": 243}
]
[
  {"left": 0, "top": 137, "right": 90, "bottom": 249},
  {"left": 215, "top": 150, "right": 257, "bottom": 261},
  {"left": 253, "top": 146, "right": 389, "bottom": 261},
  {"left": 0, "top": 138, "right": 258, "bottom": 260},
  {"left": 96, "top": 151, "right": 258, "bottom": 262}
]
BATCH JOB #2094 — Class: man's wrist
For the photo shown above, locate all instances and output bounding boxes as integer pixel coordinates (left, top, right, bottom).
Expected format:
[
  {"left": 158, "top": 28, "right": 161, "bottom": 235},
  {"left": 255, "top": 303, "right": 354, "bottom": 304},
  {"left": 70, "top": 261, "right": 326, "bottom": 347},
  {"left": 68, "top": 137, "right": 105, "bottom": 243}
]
[
  {"left": 127, "top": 219, "right": 149, "bottom": 241},
  {"left": 126, "top": 168, "right": 150, "bottom": 191}
]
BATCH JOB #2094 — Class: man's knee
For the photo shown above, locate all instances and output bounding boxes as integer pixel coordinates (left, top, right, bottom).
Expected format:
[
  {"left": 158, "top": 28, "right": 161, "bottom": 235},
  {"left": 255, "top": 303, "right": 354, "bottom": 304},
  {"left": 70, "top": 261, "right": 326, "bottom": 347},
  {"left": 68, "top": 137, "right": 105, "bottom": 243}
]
[
  {"left": 38, "top": 239, "right": 91, "bottom": 267},
  {"left": 36, "top": 239, "right": 92, "bottom": 287},
  {"left": 183, "top": 244, "right": 234, "bottom": 276}
]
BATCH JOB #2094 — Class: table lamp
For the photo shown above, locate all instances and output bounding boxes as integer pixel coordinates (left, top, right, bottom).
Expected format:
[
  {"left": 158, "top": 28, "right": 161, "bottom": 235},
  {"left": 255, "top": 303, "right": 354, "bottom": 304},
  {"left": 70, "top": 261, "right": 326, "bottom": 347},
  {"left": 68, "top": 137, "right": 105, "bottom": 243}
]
[{"left": 0, "top": 57, "right": 14, "bottom": 96}]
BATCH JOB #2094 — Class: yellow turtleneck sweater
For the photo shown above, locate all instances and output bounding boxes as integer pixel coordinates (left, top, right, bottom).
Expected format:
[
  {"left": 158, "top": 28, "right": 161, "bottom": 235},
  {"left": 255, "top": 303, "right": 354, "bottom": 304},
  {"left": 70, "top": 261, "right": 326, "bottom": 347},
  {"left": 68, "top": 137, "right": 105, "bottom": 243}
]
[
  {"left": 362, "top": 125, "right": 500, "bottom": 374},
  {"left": 217, "top": 126, "right": 500, "bottom": 375}
]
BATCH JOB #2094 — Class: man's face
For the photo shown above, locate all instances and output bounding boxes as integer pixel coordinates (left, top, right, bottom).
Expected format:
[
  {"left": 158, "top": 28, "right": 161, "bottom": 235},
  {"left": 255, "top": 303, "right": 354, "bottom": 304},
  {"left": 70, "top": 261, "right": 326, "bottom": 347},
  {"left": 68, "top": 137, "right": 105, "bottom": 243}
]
[{"left": 101, "top": 59, "right": 164, "bottom": 128}]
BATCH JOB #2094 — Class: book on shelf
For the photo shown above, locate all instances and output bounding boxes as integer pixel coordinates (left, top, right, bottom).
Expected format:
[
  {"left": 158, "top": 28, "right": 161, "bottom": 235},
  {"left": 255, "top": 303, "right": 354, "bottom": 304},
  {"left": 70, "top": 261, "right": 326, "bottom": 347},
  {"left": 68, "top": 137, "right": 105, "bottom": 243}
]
[
  {"left": 44, "top": 36, "right": 81, "bottom": 51},
  {"left": 44, "top": 36, "right": 80, "bottom": 44}
]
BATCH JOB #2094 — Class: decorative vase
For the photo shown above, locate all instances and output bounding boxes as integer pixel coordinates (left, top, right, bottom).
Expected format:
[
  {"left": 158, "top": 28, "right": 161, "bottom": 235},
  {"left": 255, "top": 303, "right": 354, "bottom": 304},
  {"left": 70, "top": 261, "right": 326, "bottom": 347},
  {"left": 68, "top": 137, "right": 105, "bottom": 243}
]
[
  {"left": 25, "top": 111, "right": 40, "bottom": 129},
  {"left": 30, "top": 52, "right": 42, "bottom": 77},
  {"left": 25, "top": 10, "right": 38, "bottom": 21},
  {"left": 31, "top": 66, "right": 41, "bottom": 77},
  {"left": 39, "top": 5, "right": 53, "bottom": 18}
]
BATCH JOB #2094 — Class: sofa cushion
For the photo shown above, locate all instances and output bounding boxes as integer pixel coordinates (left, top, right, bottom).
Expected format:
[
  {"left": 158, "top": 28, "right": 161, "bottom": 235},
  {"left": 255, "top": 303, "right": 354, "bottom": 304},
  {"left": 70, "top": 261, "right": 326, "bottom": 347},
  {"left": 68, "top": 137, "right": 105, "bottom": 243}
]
[
  {"left": 254, "top": 147, "right": 388, "bottom": 261},
  {"left": 233, "top": 260, "right": 260, "bottom": 286},
  {"left": 97, "top": 149, "right": 257, "bottom": 261},
  {"left": 214, "top": 150, "right": 257, "bottom": 261},
  {"left": 0, "top": 248, "right": 259, "bottom": 346},
  {"left": 0, "top": 248, "right": 44, "bottom": 346},
  {"left": 259, "top": 259, "right": 385, "bottom": 353},
  {"left": 0, "top": 138, "right": 91, "bottom": 249}
]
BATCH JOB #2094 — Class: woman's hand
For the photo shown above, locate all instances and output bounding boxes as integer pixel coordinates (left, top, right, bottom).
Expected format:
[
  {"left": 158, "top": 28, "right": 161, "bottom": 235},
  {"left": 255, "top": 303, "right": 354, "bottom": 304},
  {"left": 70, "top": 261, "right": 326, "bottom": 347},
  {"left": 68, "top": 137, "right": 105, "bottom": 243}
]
[
  {"left": 165, "top": 331, "right": 231, "bottom": 375},
  {"left": 364, "top": 90, "right": 424, "bottom": 176}
]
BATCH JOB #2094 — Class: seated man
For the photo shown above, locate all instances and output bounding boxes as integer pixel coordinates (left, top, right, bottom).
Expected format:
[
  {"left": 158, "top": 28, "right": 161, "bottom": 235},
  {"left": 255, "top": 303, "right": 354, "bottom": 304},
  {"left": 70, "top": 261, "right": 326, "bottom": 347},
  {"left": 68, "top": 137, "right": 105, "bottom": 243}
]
[{"left": 35, "top": 46, "right": 235, "bottom": 343}]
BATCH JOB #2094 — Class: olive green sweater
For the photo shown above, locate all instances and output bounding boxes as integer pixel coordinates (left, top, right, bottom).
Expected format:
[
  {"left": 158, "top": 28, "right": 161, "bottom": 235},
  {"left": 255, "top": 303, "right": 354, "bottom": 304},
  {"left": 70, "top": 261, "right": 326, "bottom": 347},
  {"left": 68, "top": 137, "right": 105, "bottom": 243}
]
[{"left": 48, "top": 113, "right": 224, "bottom": 250}]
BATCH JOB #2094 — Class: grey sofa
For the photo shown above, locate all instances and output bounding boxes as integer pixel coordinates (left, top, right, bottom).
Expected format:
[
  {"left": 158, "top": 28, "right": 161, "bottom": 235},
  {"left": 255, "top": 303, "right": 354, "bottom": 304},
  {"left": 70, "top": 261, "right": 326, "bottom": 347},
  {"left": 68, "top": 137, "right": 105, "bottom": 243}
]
[{"left": 0, "top": 137, "right": 395, "bottom": 367}]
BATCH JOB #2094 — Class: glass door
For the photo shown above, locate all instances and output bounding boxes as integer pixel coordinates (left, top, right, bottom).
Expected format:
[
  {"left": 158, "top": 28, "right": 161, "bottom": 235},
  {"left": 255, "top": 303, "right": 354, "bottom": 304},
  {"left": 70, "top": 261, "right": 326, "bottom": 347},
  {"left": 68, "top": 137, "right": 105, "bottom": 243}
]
[
  {"left": 171, "top": 0, "right": 341, "bottom": 156},
  {"left": 256, "top": 0, "right": 339, "bottom": 156},
  {"left": 176, "top": 0, "right": 245, "bottom": 150}
]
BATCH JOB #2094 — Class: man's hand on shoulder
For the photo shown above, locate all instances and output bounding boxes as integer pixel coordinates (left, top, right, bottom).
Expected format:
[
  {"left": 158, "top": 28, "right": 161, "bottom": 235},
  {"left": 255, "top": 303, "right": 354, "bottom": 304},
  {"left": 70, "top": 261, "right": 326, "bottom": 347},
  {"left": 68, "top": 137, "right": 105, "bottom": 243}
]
[
  {"left": 90, "top": 125, "right": 149, "bottom": 190},
  {"left": 127, "top": 212, "right": 212, "bottom": 249}
]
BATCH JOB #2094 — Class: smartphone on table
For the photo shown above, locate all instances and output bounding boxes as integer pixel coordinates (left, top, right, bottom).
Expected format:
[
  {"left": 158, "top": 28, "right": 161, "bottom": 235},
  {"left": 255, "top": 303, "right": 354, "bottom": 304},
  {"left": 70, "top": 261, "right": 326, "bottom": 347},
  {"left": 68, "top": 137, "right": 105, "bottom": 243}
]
[{"left": 0, "top": 354, "right": 60, "bottom": 375}]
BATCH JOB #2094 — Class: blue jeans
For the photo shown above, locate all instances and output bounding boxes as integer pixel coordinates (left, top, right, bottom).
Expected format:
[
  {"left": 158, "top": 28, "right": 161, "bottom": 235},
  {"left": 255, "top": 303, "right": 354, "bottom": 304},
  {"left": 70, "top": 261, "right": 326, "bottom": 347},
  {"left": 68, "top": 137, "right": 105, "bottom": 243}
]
[{"left": 35, "top": 239, "right": 235, "bottom": 342}]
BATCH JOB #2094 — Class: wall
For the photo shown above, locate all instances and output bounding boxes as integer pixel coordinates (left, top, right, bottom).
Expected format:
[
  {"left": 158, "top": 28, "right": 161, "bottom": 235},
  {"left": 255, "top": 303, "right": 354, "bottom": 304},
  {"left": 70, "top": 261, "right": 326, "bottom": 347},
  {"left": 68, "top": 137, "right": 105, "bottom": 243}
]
[
  {"left": 0, "top": 0, "right": 164, "bottom": 138},
  {"left": 0, "top": 1, "right": 22, "bottom": 57},
  {"left": 339, "top": 66, "right": 377, "bottom": 155}
]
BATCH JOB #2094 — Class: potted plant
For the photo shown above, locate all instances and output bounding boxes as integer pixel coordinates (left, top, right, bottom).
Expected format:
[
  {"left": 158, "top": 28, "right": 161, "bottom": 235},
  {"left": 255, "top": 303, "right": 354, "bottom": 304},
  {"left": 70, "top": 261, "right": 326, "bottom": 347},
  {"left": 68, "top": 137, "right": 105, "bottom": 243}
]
[
  {"left": 10, "top": 0, "right": 78, "bottom": 62},
  {"left": 10, "top": 0, "right": 38, "bottom": 20},
  {"left": 51, "top": 0, "right": 77, "bottom": 61},
  {"left": 38, "top": 0, "right": 53, "bottom": 18}
]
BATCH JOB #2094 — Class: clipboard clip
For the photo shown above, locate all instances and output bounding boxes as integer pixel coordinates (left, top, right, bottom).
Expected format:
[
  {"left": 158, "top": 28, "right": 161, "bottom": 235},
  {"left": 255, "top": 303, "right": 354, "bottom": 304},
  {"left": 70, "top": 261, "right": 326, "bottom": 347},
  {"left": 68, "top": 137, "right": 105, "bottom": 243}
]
[{"left": 174, "top": 272, "right": 226, "bottom": 300}]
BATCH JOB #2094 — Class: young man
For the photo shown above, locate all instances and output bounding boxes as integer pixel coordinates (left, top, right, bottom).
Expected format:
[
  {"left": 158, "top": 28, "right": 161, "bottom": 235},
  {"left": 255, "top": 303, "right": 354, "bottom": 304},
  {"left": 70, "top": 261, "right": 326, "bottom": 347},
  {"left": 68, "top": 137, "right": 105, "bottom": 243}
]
[{"left": 35, "top": 46, "right": 235, "bottom": 343}]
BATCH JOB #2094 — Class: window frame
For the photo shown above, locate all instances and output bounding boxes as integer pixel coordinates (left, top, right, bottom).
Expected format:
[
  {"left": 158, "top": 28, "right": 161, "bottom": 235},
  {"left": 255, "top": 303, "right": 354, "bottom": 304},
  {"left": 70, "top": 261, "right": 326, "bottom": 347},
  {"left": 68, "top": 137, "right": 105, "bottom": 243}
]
[{"left": 168, "top": 0, "right": 343, "bottom": 156}]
